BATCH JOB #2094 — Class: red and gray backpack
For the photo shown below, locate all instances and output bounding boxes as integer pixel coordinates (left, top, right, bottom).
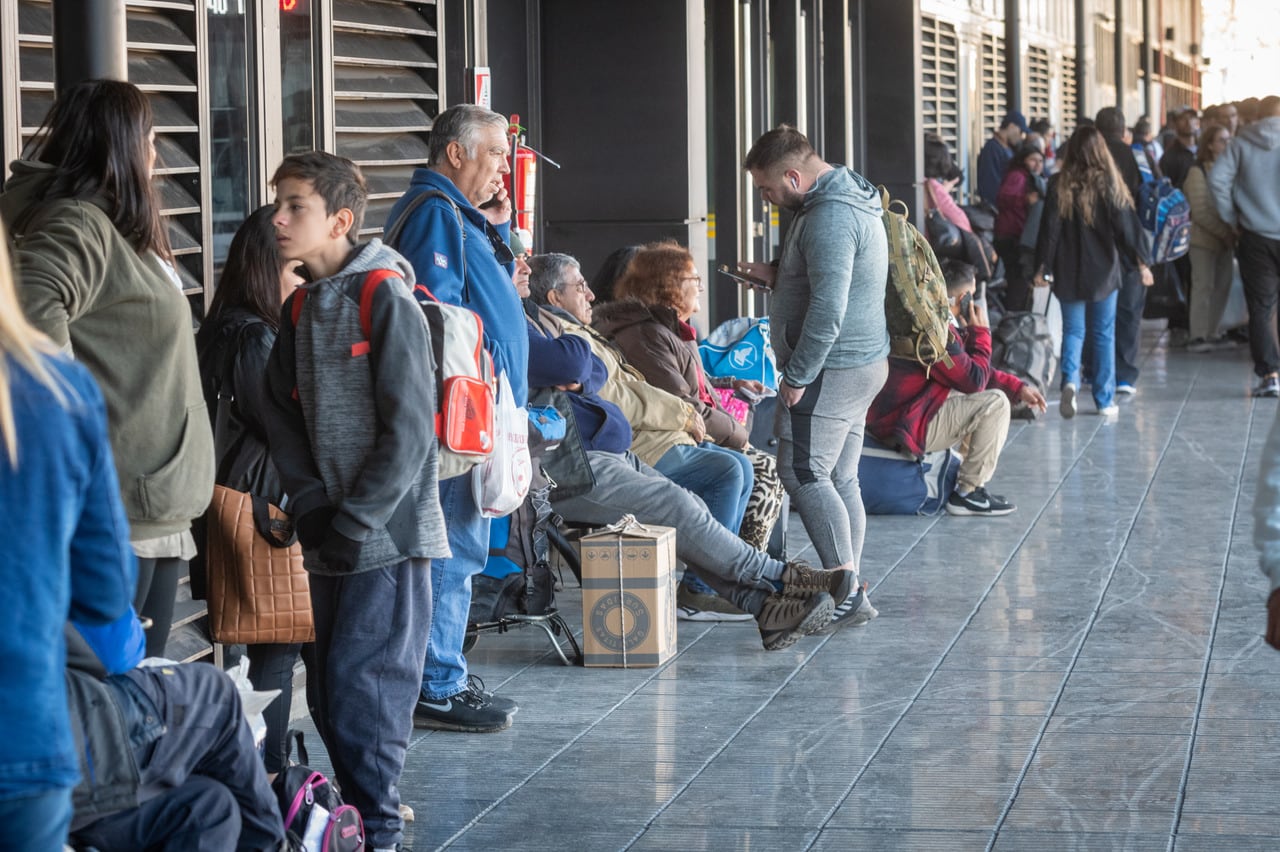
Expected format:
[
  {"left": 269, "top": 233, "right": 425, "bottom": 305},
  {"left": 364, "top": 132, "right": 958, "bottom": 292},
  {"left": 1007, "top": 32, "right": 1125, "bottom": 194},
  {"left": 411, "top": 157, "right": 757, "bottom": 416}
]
[{"left": 288, "top": 267, "right": 496, "bottom": 479}]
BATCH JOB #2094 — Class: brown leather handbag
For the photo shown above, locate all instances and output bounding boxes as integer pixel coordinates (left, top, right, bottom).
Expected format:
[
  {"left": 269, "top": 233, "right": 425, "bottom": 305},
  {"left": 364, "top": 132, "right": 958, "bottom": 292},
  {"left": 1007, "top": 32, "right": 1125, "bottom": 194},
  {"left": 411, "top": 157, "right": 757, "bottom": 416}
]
[{"left": 205, "top": 484, "right": 314, "bottom": 644}]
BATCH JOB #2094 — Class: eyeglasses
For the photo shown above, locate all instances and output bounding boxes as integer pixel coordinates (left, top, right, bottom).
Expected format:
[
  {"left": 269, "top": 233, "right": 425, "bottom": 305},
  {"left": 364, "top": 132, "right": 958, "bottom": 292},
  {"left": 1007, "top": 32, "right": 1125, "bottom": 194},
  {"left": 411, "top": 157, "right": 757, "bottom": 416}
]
[
  {"left": 562, "top": 278, "right": 591, "bottom": 295},
  {"left": 682, "top": 275, "right": 705, "bottom": 293}
]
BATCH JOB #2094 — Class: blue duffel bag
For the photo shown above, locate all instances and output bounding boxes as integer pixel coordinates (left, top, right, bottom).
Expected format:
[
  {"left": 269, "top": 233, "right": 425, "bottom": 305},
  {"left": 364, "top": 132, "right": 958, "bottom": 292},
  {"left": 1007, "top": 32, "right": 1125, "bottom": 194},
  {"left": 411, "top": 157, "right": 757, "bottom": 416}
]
[{"left": 859, "top": 435, "right": 961, "bottom": 515}]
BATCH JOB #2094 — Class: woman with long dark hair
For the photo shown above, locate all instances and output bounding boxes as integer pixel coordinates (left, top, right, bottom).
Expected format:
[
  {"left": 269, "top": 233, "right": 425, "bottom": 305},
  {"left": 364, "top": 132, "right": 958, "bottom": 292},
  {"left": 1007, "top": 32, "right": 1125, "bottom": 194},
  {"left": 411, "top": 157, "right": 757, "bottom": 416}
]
[
  {"left": 196, "top": 205, "right": 310, "bottom": 778},
  {"left": 0, "top": 79, "right": 214, "bottom": 657},
  {"left": 1035, "top": 126, "right": 1152, "bottom": 419}
]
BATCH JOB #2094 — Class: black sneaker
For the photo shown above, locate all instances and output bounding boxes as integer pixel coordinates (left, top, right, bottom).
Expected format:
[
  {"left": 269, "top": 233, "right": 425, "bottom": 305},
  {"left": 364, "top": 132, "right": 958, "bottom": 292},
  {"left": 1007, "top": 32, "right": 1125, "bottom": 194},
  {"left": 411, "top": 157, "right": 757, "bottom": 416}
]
[
  {"left": 946, "top": 486, "right": 1015, "bottom": 516},
  {"left": 467, "top": 674, "right": 518, "bottom": 715},
  {"left": 414, "top": 687, "right": 513, "bottom": 733},
  {"left": 779, "top": 559, "right": 852, "bottom": 603},
  {"left": 1255, "top": 375, "right": 1280, "bottom": 398},
  {"left": 757, "top": 591, "right": 835, "bottom": 651}
]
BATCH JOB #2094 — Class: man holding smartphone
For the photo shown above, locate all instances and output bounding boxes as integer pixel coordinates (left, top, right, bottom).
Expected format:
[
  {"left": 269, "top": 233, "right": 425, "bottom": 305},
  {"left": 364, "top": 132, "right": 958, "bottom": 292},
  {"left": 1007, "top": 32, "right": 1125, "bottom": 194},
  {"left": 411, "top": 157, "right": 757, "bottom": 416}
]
[
  {"left": 739, "top": 125, "right": 890, "bottom": 628},
  {"left": 866, "top": 259, "right": 1047, "bottom": 517}
]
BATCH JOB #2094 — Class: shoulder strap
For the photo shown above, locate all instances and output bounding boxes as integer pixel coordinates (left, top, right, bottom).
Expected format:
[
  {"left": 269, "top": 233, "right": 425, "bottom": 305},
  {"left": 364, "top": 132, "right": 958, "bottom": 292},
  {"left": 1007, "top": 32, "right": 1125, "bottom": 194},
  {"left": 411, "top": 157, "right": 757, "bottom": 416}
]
[
  {"left": 289, "top": 287, "right": 308, "bottom": 327},
  {"left": 357, "top": 269, "right": 401, "bottom": 341},
  {"left": 384, "top": 188, "right": 469, "bottom": 296}
]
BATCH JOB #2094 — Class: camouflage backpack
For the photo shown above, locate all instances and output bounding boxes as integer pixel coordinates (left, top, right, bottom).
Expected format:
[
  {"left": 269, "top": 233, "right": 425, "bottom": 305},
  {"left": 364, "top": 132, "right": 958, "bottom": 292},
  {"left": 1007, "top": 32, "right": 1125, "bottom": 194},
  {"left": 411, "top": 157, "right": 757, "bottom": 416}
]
[{"left": 878, "top": 186, "right": 954, "bottom": 370}]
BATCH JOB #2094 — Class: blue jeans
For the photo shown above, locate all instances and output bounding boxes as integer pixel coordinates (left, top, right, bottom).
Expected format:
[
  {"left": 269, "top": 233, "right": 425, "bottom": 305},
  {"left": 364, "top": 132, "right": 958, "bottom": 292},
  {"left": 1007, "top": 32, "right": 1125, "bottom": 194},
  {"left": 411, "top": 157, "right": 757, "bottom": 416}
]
[
  {"left": 653, "top": 442, "right": 752, "bottom": 533},
  {"left": 424, "top": 473, "right": 489, "bottom": 700},
  {"left": 0, "top": 787, "right": 71, "bottom": 852},
  {"left": 1061, "top": 290, "right": 1118, "bottom": 410},
  {"left": 654, "top": 442, "right": 753, "bottom": 595}
]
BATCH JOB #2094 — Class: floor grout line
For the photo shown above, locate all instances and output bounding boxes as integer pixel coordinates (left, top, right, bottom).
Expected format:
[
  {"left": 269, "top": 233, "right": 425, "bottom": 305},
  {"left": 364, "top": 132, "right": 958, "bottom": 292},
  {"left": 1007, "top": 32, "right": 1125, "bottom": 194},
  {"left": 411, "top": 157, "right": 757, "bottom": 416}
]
[
  {"left": 1166, "top": 398, "right": 1262, "bottom": 852},
  {"left": 432, "top": 624, "right": 717, "bottom": 851},
  {"left": 795, "top": 406, "right": 1119, "bottom": 850},
  {"left": 983, "top": 357, "right": 1204, "bottom": 851}
]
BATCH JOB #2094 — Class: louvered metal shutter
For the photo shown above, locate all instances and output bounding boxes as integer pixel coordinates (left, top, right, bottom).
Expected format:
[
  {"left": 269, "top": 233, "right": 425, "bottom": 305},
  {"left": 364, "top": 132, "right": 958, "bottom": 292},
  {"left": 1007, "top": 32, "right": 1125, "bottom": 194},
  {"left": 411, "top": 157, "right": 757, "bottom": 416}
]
[
  {"left": 921, "top": 15, "right": 960, "bottom": 156},
  {"left": 330, "top": 0, "right": 441, "bottom": 236},
  {"left": 4, "top": 0, "right": 210, "bottom": 302},
  {"left": 1026, "top": 45, "right": 1050, "bottom": 122},
  {"left": 1060, "top": 53, "right": 1078, "bottom": 136},
  {"left": 980, "top": 32, "right": 1006, "bottom": 136}
]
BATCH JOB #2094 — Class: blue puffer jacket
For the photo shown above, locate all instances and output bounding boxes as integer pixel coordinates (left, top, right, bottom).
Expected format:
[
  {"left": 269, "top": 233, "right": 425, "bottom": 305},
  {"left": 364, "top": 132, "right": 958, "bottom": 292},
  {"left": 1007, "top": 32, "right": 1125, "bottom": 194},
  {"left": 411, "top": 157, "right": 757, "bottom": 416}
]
[
  {"left": 384, "top": 169, "right": 530, "bottom": 405},
  {"left": 0, "top": 353, "right": 135, "bottom": 799}
]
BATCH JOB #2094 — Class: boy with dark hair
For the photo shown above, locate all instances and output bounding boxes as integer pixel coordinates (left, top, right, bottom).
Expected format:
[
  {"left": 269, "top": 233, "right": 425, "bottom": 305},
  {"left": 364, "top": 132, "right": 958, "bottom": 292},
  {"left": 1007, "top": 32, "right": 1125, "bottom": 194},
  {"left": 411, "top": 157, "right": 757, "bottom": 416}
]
[
  {"left": 866, "top": 259, "right": 1046, "bottom": 517},
  {"left": 264, "top": 151, "right": 447, "bottom": 852}
]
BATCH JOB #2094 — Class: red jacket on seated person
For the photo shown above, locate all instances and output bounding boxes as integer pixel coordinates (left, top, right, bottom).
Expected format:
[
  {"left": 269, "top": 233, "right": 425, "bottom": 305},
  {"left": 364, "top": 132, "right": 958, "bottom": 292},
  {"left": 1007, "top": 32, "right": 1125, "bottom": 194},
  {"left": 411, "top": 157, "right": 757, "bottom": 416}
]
[{"left": 865, "top": 325, "right": 1024, "bottom": 458}]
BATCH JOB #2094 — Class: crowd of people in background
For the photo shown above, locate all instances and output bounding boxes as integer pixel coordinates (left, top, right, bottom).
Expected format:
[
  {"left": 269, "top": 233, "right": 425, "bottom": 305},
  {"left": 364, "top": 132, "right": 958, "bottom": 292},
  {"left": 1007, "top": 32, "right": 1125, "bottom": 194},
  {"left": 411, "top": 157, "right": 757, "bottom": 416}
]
[{"left": 4, "top": 73, "right": 1280, "bottom": 852}]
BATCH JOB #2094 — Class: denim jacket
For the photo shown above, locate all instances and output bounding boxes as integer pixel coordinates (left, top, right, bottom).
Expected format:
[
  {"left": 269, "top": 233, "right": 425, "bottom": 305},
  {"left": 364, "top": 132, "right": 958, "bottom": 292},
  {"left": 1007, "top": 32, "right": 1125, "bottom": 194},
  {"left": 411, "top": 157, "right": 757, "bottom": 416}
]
[{"left": 0, "top": 354, "right": 135, "bottom": 799}]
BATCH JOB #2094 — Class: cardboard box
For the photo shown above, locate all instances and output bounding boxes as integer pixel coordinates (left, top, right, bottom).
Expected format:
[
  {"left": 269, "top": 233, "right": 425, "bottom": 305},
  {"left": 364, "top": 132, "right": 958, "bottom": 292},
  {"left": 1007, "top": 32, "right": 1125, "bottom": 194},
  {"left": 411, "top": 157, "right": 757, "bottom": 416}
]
[{"left": 579, "top": 522, "right": 677, "bottom": 667}]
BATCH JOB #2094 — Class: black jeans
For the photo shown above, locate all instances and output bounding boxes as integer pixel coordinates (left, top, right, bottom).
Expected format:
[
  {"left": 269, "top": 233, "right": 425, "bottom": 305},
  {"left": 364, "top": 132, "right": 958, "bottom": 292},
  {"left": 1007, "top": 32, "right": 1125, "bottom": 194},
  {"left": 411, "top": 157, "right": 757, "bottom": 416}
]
[
  {"left": 246, "top": 641, "right": 316, "bottom": 773},
  {"left": 994, "top": 235, "right": 1032, "bottom": 313},
  {"left": 71, "top": 665, "right": 284, "bottom": 852},
  {"left": 133, "top": 556, "right": 183, "bottom": 658},
  {"left": 1114, "top": 264, "right": 1146, "bottom": 386},
  {"left": 1238, "top": 229, "right": 1280, "bottom": 377}
]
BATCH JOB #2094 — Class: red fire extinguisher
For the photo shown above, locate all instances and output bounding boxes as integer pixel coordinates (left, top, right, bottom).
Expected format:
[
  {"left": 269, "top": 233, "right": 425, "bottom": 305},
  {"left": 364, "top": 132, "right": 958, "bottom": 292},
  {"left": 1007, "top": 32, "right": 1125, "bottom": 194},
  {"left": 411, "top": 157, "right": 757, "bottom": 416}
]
[{"left": 503, "top": 115, "right": 559, "bottom": 248}]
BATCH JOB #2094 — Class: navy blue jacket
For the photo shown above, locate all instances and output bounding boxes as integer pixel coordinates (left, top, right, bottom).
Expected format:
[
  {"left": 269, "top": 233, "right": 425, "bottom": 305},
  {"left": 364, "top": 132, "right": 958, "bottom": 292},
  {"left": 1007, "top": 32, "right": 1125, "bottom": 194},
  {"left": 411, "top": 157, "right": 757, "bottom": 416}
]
[
  {"left": 526, "top": 314, "right": 632, "bottom": 454},
  {"left": 384, "top": 169, "right": 530, "bottom": 405},
  {"left": 0, "top": 354, "right": 135, "bottom": 798},
  {"left": 976, "top": 137, "right": 1013, "bottom": 206}
]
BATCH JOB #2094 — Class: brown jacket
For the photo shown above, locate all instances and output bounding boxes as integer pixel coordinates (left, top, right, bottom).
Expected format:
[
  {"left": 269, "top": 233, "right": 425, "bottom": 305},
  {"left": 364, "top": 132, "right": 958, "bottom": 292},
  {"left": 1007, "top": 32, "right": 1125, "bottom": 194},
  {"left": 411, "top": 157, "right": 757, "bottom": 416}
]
[{"left": 593, "top": 300, "right": 748, "bottom": 449}]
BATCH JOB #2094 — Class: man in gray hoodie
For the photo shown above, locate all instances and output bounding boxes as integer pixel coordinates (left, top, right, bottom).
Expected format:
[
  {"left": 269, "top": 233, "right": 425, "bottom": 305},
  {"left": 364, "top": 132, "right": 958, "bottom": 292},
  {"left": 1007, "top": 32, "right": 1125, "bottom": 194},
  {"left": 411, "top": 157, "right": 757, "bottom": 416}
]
[
  {"left": 1209, "top": 95, "right": 1280, "bottom": 397},
  {"left": 739, "top": 125, "right": 889, "bottom": 628}
]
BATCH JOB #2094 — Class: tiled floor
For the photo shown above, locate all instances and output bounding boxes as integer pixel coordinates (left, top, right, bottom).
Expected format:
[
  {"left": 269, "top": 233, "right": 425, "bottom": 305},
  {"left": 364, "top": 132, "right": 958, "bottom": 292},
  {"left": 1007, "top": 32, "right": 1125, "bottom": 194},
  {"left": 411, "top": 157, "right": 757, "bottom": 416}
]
[{"left": 302, "top": 325, "right": 1280, "bottom": 851}]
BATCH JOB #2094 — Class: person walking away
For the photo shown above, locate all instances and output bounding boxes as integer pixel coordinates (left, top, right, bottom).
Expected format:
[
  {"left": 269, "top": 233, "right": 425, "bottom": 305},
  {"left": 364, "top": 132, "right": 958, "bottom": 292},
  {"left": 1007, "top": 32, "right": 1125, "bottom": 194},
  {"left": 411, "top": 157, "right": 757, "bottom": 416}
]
[
  {"left": 0, "top": 79, "right": 214, "bottom": 657},
  {"left": 1182, "top": 124, "right": 1238, "bottom": 352},
  {"left": 738, "top": 124, "right": 888, "bottom": 628},
  {"left": 1208, "top": 95, "right": 1280, "bottom": 398},
  {"left": 1035, "top": 126, "right": 1152, "bottom": 420}
]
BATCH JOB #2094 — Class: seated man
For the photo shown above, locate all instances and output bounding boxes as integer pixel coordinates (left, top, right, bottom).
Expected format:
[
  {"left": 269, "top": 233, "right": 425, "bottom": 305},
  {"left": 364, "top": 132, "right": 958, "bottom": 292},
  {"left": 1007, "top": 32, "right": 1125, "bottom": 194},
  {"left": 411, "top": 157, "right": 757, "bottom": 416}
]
[
  {"left": 67, "top": 610, "right": 284, "bottom": 852},
  {"left": 527, "top": 252, "right": 756, "bottom": 622},
  {"left": 866, "top": 259, "right": 1046, "bottom": 516},
  {"left": 525, "top": 298, "right": 849, "bottom": 650}
]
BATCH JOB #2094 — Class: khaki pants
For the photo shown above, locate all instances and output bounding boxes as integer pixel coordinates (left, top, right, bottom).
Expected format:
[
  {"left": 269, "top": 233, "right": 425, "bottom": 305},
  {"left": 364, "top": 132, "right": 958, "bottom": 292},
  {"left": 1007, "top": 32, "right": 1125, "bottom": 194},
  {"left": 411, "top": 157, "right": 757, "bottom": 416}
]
[{"left": 923, "top": 389, "right": 1010, "bottom": 492}]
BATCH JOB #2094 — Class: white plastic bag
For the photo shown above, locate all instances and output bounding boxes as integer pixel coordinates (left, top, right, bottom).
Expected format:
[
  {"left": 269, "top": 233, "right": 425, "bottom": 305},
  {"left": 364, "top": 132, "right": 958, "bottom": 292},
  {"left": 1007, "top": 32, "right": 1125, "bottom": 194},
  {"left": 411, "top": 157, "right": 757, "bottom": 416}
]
[
  {"left": 472, "top": 371, "right": 532, "bottom": 518},
  {"left": 1219, "top": 258, "right": 1248, "bottom": 334},
  {"left": 223, "top": 656, "right": 280, "bottom": 755}
]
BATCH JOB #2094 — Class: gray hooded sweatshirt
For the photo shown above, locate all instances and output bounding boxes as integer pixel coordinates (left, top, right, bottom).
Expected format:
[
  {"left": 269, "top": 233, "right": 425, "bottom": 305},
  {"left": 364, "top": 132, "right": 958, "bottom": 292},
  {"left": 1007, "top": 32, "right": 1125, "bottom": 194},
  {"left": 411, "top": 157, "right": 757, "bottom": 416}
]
[
  {"left": 1209, "top": 115, "right": 1280, "bottom": 241},
  {"left": 265, "top": 239, "right": 449, "bottom": 575},
  {"left": 770, "top": 166, "right": 889, "bottom": 387}
]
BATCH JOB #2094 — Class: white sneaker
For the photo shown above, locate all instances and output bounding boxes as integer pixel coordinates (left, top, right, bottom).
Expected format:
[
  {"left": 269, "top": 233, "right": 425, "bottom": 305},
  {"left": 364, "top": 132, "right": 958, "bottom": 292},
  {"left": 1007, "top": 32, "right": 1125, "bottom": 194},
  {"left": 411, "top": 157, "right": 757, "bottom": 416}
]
[
  {"left": 1061, "top": 384, "right": 1077, "bottom": 419},
  {"left": 1098, "top": 405, "right": 1119, "bottom": 419}
]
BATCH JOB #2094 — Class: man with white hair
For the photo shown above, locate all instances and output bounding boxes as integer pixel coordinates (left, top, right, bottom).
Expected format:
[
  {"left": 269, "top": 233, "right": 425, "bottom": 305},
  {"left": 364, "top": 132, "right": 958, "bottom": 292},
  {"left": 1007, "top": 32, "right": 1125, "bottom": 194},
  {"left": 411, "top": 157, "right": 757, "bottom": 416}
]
[{"left": 385, "top": 104, "right": 527, "bottom": 733}]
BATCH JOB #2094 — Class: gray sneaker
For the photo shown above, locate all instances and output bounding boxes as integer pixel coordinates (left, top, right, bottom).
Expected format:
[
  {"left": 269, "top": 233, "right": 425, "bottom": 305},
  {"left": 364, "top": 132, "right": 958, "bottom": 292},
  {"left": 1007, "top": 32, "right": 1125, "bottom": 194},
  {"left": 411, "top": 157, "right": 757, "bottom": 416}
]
[
  {"left": 830, "top": 582, "right": 879, "bottom": 629},
  {"left": 757, "top": 592, "right": 835, "bottom": 650},
  {"left": 676, "top": 583, "right": 754, "bottom": 622}
]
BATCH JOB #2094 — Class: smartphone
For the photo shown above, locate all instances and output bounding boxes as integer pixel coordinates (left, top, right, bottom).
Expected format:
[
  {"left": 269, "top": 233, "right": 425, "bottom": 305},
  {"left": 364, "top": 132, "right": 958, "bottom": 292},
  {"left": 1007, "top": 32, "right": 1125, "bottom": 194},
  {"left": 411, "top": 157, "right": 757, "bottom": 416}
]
[
  {"left": 717, "top": 264, "right": 770, "bottom": 290},
  {"left": 959, "top": 292, "right": 973, "bottom": 316}
]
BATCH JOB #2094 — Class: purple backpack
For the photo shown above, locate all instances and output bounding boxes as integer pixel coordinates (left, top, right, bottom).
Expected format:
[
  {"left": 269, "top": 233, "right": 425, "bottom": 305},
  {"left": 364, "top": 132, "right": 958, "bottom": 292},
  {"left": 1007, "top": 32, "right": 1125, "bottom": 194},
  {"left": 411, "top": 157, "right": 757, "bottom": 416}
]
[{"left": 272, "top": 732, "right": 364, "bottom": 851}]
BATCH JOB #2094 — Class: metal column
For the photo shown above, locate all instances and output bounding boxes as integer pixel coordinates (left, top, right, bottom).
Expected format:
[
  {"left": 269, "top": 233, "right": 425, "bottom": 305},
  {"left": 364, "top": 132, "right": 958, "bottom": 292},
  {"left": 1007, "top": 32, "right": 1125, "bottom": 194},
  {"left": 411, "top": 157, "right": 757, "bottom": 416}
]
[
  {"left": 51, "top": 0, "right": 126, "bottom": 91},
  {"left": 1114, "top": 0, "right": 1125, "bottom": 108},
  {"left": 1074, "top": 0, "right": 1088, "bottom": 124},
  {"left": 1005, "top": 0, "right": 1022, "bottom": 116}
]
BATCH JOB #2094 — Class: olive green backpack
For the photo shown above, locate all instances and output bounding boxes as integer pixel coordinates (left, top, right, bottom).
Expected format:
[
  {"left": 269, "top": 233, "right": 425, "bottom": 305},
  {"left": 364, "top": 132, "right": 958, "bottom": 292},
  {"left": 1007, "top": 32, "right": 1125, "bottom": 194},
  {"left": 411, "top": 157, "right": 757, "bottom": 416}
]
[{"left": 878, "top": 185, "right": 954, "bottom": 371}]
